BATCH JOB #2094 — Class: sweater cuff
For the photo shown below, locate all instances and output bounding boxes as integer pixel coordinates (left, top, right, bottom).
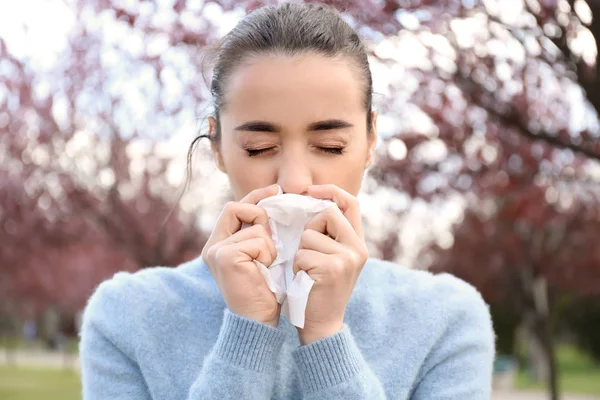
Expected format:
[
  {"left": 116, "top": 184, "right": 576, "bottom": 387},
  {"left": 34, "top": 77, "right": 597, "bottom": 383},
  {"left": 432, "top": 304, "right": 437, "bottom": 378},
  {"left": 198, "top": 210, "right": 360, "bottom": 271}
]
[
  {"left": 292, "top": 325, "right": 364, "bottom": 393},
  {"left": 212, "top": 308, "right": 287, "bottom": 373}
]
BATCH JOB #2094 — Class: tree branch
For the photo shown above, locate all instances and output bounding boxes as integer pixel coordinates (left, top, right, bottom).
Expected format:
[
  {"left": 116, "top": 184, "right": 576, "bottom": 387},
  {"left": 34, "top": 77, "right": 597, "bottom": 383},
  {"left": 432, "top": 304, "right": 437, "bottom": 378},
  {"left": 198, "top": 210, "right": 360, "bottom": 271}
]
[
  {"left": 523, "top": 0, "right": 600, "bottom": 114},
  {"left": 455, "top": 73, "right": 600, "bottom": 161}
]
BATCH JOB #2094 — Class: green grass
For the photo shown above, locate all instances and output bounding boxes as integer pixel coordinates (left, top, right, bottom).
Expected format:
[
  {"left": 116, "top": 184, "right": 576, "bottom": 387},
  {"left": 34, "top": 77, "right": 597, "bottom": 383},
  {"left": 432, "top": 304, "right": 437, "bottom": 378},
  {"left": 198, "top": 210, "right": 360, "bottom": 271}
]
[
  {"left": 0, "top": 336, "right": 79, "bottom": 354},
  {"left": 1, "top": 341, "right": 599, "bottom": 399},
  {"left": 0, "top": 365, "right": 81, "bottom": 400},
  {"left": 517, "top": 344, "right": 600, "bottom": 396}
]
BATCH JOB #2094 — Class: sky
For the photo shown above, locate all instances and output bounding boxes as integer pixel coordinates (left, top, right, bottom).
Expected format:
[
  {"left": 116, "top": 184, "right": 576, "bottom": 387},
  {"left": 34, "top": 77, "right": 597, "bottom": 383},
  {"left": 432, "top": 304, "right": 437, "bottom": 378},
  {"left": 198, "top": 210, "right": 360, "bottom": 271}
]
[{"left": 0, "top": 0, "right": 75, "bottom": 66}]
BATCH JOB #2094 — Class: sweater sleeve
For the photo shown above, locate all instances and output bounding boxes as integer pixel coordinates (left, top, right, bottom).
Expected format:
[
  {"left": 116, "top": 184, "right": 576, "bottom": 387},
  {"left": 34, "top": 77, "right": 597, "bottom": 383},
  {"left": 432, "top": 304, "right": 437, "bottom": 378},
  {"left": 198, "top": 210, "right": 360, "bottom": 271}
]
[
  {"left": 187, "top": 308, "right": 287, "bottom": 399},
  {"left": 80, "top": 276, "right": 287, "bottom": 400},
  {"left": 80, "top": 277, "right": 153, "bottom": 400},
  {"left": 292, "top": 326, "right": 387, "bottom": 399},
  {"left": 410, "top": 276, "right": 496, "bottom": 399},
  {"left": 291, "top": 274, "right": 495, "bottom": 400}
]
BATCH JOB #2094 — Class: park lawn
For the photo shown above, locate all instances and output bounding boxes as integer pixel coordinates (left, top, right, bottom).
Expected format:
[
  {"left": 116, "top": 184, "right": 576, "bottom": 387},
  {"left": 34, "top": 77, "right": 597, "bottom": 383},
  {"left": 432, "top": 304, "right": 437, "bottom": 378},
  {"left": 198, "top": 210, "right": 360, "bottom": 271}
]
[
  {"left": 0, "top": 365, "right": 81, "bottom": 400},
  {"left": 517, "top": 344, "right": 600, "bottom": 396},
  {"left": 1, "top": 337, "right": 79, "bottom": 353},
  {"left": 1, "top": 342, "right": 599, "bottom": 399}
]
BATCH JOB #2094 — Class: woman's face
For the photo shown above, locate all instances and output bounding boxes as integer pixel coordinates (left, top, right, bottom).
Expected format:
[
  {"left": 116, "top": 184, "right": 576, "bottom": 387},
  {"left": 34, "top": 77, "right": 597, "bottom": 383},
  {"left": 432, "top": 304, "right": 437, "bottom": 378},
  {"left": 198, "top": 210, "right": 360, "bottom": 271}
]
[{"left": 209, "top": 53, "right": 377, "bottom": 201}]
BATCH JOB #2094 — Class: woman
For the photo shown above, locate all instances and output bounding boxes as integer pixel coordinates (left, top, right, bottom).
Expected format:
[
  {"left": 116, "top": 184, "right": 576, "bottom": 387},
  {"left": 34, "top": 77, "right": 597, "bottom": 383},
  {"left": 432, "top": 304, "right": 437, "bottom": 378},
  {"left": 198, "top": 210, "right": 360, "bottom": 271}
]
[{"left": 80, "top": 3, "right": 495, "bottom": 399}]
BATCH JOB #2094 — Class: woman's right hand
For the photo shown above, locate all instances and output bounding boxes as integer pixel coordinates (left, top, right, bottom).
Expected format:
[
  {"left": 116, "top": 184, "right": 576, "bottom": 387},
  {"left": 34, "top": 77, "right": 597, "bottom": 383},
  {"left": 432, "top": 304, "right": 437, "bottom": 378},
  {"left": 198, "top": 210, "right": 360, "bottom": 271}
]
[{"left": 201, "top": 185, "right": 280, "bottom": 328}]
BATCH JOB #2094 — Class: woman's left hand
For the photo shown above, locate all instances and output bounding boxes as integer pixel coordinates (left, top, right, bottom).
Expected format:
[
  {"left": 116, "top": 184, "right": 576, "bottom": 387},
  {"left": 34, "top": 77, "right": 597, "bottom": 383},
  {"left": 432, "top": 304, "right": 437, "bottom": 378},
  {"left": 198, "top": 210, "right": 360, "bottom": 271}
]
[{"left": 293, "top": 184, "right": 368, "bottom": 345}]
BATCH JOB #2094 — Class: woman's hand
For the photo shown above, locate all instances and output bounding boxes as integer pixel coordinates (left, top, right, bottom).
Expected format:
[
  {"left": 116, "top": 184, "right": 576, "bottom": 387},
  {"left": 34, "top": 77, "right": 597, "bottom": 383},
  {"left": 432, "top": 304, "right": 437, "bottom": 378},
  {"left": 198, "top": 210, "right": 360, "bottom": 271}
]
[
  {"left": 293, "top": 184, "right": 368, "bottom": 345},
  {"left": 201, "top": 185, "right": 281, "bottom": 328}
]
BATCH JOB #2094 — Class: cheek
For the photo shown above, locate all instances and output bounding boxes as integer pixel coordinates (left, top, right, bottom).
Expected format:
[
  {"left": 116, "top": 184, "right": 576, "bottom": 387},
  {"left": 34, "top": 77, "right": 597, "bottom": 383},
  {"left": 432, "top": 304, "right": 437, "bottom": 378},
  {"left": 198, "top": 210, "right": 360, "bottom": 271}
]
[
  {"left": 311, "top": 151, "right": 368, "bottom": 194},
  {"left": 223, "top": 154, "right": 276, "bottom": 197},
  {"left": 230, "top": 162, "right": 272, "bottom": 183}
]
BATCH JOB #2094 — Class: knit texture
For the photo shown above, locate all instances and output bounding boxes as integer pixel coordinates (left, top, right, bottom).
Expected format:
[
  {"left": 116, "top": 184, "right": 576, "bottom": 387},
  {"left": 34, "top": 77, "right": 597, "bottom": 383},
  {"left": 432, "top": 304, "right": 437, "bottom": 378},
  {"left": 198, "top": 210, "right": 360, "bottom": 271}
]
[
  {"left": 213, "top": 310, "right": 286, "bottom": 373},
  {"left": 79, "top": 257, "right": 496, "bottom": 399},
  {"left": 293, "top": 327, "right": 364, "bottom": 393}
]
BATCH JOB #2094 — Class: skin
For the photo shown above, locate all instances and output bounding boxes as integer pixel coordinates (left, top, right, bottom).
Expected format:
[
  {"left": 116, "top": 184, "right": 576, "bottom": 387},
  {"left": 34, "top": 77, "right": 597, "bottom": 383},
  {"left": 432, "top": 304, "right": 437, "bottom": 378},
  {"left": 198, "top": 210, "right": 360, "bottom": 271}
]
[{"left": 202, "top": 53, "right": 378, "bottom": 345}]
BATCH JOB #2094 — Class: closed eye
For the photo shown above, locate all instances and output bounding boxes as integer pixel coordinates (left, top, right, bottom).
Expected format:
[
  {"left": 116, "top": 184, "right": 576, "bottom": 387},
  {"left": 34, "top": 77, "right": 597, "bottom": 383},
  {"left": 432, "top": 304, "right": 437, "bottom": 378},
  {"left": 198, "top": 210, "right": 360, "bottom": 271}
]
[
  {"left": 246, "top": 147, "right": 276, "bottom": 157},
  {"left": 317, "top": 147, "right": 345, "bottom": 155},
  {"left": 245, "top": 147, "right": 344, "bottom": 157}
]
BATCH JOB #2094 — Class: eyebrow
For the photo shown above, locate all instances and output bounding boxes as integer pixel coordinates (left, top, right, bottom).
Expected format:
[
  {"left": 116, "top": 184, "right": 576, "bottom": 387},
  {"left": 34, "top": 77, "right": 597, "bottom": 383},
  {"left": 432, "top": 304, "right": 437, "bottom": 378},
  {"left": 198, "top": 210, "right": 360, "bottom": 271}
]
[
  {"left": 234, "top": 121, "right": 280, "bottom": 132},
  {"left": 308, "top": 119, "right": 354, "bottom": 131},
  {"left": 234, "top": 119, "right": 354, "bottom": 132}
]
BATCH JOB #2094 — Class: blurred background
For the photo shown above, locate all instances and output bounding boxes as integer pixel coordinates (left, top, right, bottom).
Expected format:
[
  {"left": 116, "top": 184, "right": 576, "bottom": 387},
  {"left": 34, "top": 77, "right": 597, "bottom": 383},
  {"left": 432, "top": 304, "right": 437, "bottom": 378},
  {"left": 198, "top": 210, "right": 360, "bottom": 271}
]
[{"left": 0, "top": 0, "right": 599, "bottom": 399}]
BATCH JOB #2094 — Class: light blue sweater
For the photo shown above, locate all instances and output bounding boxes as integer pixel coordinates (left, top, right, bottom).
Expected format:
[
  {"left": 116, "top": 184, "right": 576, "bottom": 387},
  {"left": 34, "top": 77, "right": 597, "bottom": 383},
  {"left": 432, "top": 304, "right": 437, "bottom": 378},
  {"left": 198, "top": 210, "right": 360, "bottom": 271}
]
[{"left": 79, "top": 257, "right": 495, "bottom": 399}]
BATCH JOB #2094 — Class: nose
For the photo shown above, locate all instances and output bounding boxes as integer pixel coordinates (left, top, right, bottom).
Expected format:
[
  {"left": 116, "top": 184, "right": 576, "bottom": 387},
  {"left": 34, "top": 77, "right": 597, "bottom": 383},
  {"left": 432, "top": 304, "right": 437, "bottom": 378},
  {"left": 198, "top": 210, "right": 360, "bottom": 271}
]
[{"left": 277, "top": 148, "right": 313, "bottom": 195}]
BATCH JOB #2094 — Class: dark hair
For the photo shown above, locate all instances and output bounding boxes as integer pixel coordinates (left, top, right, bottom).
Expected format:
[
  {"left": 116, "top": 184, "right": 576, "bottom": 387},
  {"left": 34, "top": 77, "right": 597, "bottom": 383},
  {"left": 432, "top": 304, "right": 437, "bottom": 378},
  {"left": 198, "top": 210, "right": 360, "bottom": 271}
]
[{"left": 184, "top": 2, "right": 373, "bottom": 189}]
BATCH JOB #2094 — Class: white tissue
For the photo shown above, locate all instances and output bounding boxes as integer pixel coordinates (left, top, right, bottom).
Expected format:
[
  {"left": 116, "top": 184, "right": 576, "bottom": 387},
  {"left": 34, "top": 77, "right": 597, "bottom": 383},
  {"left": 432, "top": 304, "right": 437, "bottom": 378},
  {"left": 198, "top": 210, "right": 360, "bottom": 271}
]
[{"left": 253, "top": 191, "right": 335, "bottom": 328}]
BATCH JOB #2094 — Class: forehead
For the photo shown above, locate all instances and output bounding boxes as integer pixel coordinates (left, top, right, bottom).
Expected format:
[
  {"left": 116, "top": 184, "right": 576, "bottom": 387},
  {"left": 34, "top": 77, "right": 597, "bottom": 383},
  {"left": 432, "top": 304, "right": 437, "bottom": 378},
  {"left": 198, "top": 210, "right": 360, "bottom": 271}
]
[{"left": 221, "top": 54, "right": 365, "bottom": 124}]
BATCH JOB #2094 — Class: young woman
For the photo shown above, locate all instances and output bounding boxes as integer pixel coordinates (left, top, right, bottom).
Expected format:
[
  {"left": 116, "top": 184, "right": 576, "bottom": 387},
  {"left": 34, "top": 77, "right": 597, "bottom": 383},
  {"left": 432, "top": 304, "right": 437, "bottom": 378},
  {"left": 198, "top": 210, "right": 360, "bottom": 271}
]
[{"left": 80, "top": 3, "right": 495, "bottom": 399}]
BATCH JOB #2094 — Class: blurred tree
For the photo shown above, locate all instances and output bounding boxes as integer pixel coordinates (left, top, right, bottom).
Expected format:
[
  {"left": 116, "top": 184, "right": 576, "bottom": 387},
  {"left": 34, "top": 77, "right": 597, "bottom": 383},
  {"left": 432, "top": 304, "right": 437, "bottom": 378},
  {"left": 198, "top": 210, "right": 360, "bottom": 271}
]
[
  {"left": 0, "top": 2, "right": 209, "bottom": 319},
  {"left": 362, "top": 1, "right": 600, "bottom": 399},
  {"left": 2, "top": 1, "right": 600, "bottom": 397}
]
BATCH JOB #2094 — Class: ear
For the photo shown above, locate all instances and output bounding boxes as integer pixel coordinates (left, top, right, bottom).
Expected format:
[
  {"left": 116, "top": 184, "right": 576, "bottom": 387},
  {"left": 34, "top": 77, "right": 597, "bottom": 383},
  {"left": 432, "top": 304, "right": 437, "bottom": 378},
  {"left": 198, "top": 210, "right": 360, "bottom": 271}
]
[
  {"left": 208, "top": 116, "right": 227, "bottom": 174},
  {"left": 365, "top": 110, "right": 378, "bottom": 169}
]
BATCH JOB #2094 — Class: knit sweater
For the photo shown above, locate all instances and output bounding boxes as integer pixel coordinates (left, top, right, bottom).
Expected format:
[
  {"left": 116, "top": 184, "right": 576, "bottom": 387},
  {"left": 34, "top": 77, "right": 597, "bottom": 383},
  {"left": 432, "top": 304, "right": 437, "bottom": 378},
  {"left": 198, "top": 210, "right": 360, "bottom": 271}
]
[{"left": 79, "top": 257, "right": 495, "bottom": 399}]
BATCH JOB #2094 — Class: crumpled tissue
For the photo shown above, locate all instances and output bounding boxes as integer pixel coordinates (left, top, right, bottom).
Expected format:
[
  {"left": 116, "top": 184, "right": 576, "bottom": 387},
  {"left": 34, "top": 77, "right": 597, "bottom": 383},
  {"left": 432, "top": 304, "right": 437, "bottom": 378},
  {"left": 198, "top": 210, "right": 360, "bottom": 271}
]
[{"left": 251, "top": 189, "right": 336, "bottom": 328}]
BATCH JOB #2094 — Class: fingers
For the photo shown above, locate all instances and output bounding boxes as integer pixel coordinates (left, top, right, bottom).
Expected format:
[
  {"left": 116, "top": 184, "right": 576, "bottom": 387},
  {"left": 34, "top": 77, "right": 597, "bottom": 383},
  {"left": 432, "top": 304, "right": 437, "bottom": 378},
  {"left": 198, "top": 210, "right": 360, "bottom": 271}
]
[
  {"left": 305, "top": 206, "right": 356, "bottom": 244},
  {"left": 307, "top": 184, "right": 363, "bottom": 238},
  {"left": 217, "top": 237, "right": 275, "bottom": 268},
  {"left": 213, "top": 202, "right": 270, "bottom": 242},
  {"left": 202, "top": 185, "right": 280, "bottom": 266},
  {"left": 222, "top": 224, "right": 277, "bottom": 263},
  {"left": 240, "top": 184, "right": 280, "bottom": 205},
  {"left": 299, "top": 228, "right": 339, "bottom": 254},
  {"left": 293, "top": 248, "right": 331, "bottom": 275}
]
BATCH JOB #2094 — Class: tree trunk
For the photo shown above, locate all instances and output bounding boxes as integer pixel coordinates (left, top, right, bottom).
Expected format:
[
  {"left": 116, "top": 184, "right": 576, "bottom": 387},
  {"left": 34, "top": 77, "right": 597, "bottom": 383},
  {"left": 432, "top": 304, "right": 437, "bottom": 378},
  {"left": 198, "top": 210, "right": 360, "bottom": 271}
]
[
  {"left": 524, "top": 308, "right": 559, "bottom": 400},
  {"left": 519, "top": 271, "right": 560, "bottom": 400},
  {"left": 525, "top": 326, "right": 549, "bottom": 382},
  {"left": 536, "top": 317, "right": 559, "bottom": 400}
]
